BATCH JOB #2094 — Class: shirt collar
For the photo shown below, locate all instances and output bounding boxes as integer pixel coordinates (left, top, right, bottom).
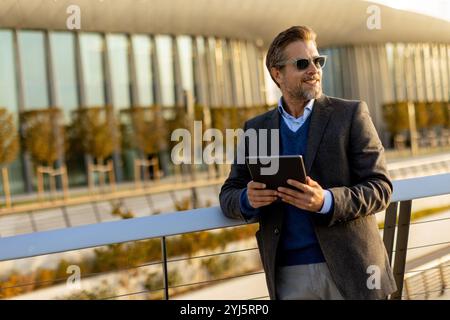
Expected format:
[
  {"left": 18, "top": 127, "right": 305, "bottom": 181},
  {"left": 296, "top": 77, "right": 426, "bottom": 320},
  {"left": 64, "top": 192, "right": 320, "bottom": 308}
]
[{"left": 277, "top": 97, "right": 314, "bottom": 120}]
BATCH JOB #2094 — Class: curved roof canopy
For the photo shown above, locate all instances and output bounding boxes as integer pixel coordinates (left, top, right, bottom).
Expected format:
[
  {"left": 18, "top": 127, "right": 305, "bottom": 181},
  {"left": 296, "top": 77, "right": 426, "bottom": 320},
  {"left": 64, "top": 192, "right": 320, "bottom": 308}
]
[{"left": 1, "top": 0, "right": 449, "bottom": 47}]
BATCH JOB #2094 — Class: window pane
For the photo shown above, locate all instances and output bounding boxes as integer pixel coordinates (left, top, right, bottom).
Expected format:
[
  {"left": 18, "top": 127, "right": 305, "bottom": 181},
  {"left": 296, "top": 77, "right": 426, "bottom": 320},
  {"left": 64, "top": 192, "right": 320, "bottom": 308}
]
[
  {"left": 0, "top": 30, "right": 18, "bottom": 114},
  {"left": 155, "top": 35, "right": 175, "bottom": 106},
  {"left": 385, "top": 43, "right": 396, "bottom": 101},
  {"left": 107, "top": 34, "right": 130, "bottom": 109},
  {"left": 263, "top": 52, "right": 280, "bottom": 105},
  {"left": 49, "top": 32, "right": 78, "bottom": 122},
  {"left": 206, "top": 37, "right": 219, "bottom": 106},
  {"left": 132, "top": 35, "right": 154, "bottom": 106},
  {"left": 0, "top": 30, "right": 25, "bottom": 193},
  {"left": 80, "top": 33, "right": 105, "bottom": 106},
  {"left": 239, "top": 41, "right": 253, "bottom": 106},
  {"left": 177, "top": 36, "right": 194, "bottom": 94},
  {"left": 18, "top": 31, "right": 49, "bottom": 109},
  {"left": 194, "top": 36, "right": 208, "bottom": 106},
  {"left": 230, "top": 40, "right": 245, "bottom": 107}
]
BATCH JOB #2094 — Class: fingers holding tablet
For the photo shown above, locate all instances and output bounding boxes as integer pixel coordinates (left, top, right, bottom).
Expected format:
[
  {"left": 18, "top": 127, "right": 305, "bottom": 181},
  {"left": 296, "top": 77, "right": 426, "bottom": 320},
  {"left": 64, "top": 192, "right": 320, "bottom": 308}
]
[{"left": 247, "top": 180, "right": 278, "bottom": 209}]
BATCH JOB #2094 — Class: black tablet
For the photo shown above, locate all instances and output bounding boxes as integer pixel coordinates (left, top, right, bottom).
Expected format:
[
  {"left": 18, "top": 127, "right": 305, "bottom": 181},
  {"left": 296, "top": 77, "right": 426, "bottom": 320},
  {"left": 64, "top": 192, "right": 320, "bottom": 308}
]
[{"left": 245, "top": 155, "right": 307, "bottom": 191}]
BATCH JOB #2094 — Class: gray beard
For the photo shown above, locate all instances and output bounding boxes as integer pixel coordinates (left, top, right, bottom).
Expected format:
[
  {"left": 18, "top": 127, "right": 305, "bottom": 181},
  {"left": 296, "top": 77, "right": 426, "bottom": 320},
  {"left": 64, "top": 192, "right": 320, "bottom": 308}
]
[{"left": 288, "top": 84, "right": 322, "bottom": 101}]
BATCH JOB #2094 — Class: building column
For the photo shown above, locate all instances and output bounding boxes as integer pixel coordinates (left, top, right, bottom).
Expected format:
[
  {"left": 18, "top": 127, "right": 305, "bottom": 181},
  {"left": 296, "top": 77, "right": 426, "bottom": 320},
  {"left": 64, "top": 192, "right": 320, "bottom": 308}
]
[
  {"left": 149, "top": 35, "right": 170, "bottom": 176},
  {"left": 102, "top": 33, "right": 123, "bottom": 182},
  {"left": 44, "top": 31, "right": 65, "bottom": 190},
  {"left": 172, "top": 35, "right": 185, "bottom": 108},
  {"left": 13, "top": 30, "right": 33, "bottom": 193},
  {"left": 74, "top": 32, "right": 93, "bottom": 187}
]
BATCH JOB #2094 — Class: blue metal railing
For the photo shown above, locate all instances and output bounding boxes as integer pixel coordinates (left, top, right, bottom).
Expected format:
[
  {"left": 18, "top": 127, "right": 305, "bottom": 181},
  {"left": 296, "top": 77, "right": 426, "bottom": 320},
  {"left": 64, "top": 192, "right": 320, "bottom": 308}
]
[{"left": 1, "top": 173, "right": 450, "bottom": 300}]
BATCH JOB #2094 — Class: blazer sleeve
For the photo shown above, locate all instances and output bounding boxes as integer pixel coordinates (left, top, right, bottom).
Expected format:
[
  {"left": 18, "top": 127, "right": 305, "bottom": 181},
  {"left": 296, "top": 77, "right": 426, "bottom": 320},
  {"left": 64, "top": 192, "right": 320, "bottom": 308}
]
[
  {"left": 327, "top": 101, "right": 393, "bottom": 227},
  {"left": 219, "top": 121, "right": 258, "bottom": 223}
]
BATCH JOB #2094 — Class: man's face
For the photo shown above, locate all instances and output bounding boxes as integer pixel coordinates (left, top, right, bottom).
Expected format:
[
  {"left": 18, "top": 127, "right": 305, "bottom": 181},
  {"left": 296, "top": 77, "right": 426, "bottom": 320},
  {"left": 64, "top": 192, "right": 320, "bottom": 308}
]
[{"left": 271, "top": 40, "right": 323, "bottom": 101}]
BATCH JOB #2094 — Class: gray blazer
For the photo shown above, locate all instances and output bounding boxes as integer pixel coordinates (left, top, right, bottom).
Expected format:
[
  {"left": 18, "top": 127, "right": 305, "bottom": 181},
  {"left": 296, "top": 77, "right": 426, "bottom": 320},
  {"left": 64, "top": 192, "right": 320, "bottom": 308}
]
[{"left": 219, "top": 95, "right": 397, "bottom": 300}]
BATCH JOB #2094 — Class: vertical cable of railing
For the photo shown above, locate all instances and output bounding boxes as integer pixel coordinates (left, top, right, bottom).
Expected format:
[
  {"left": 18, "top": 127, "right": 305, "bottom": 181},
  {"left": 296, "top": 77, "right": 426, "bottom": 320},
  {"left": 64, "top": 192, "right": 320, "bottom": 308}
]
[
  {"left": 390, "top": 200, "right": 412, "bottom": 300},
  {"left": 161, "top": 236, "right": 169, "bottom": 300}
]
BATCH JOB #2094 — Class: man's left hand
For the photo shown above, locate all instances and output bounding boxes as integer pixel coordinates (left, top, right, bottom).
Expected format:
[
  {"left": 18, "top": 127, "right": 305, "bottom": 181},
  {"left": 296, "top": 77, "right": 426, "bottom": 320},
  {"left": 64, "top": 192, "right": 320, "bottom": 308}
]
[{"left": 277, "top": 177, "right": 325, "bottom": 212}]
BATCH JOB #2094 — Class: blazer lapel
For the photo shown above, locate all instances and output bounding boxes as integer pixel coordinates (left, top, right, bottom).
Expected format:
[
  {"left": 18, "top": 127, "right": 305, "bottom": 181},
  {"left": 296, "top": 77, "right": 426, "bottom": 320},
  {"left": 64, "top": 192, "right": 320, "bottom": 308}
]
[
  {"left": 263, "top": 108, "right": 280, "bottom": 155},
  {"left": 304, "top": 95, "right": 334, "bottom": 174}
]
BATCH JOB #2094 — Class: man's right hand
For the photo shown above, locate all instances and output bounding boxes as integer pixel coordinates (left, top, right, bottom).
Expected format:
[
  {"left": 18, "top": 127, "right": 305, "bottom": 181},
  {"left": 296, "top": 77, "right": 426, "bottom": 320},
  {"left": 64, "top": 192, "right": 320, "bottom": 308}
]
[{"left": 247, "top": 181, "right": 278, "bottom": 209}]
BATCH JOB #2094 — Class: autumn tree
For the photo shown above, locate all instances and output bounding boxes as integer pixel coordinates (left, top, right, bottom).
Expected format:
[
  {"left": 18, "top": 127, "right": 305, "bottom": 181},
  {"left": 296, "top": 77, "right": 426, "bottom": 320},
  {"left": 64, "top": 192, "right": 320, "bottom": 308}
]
[
  {"left": 68, "top": 106, "right": 120, "bottom": 165},
  {"left": 20, "top": 108, "right": 64, "bottom": 166},
  {"left": 0, "top": 108, "right": 19, "bottom": 207},
  {"left": 20, "top": 108, "right": 70, "bottom": 199},
  {"left": 120, "top": 105, "right": 167, "bottom": 157},
  {"left": 0, "top": 109, "right": 19, "bottom": 166}
]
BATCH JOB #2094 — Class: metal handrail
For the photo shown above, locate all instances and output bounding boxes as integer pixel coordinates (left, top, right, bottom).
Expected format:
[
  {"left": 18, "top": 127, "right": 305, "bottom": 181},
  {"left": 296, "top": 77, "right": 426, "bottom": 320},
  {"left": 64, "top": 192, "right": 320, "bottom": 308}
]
[{"left": 0, "top": 173, "right": 449, "bottom": 262}]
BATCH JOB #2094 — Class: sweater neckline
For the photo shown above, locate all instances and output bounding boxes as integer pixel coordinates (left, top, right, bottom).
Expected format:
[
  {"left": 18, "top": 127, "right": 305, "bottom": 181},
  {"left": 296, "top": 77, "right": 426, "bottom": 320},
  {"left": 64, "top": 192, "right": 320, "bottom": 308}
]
[{"left": 280, "top": 113, "right": 312, "bottom": 134}]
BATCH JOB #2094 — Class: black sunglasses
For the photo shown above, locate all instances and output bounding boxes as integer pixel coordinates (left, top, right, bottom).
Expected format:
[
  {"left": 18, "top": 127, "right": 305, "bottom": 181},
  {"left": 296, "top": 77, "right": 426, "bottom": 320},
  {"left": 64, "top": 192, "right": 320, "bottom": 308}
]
[{"left": 278, "top": 55, "right": 327, "bottom": 70}]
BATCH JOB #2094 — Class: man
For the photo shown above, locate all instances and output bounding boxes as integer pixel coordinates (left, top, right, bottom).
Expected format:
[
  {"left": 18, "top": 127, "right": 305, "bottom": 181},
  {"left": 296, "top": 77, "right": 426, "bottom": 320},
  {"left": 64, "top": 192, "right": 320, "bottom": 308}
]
[{"left": 219, "top": 26, "right": 397, "bottom": 300}]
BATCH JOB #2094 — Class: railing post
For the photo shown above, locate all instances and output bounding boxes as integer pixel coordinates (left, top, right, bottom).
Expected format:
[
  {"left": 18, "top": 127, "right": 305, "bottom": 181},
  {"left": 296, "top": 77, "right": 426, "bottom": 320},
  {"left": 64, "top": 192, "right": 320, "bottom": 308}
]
[
  {"left": 422, "top": 273, "right": 429, "bottom": 299},
  {"left": 438, "top": 263, "right": 446, "bottom": 296},
  {"left": 28, "top": 211, "right": 38, "bottom": 233},
  {"left": 91, "top": 201, "right": 102, "bottom": 223},
  {"left": 145, "top": 194, "right": 154, "bottom": 213},
  {"left": 403, "top": 277, "right": 410, "bottom": 300},
  {"left": 61, "top": 206, "right": 71, "bottom": 227},
  {"left": 407, "top": 102, "right": 419, "bottom": 156},
  {"left": 390, "top": 200, "right": 412, "bottom": 300},
  {"left": 383, "top": 202, "right": 399, "bottom": 264},
  {"left": 191, "top": 187, "right": 198, "bottom": 208},
  {"left": 161, "top": 236, "right": 169, "bottom": 300}
]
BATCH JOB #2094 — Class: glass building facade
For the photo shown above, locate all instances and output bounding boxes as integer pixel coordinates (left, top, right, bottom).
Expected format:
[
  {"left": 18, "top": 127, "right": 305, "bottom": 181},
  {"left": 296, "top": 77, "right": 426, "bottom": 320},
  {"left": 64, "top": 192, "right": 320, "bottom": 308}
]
[
  {"left": 0, "top": 27, "right": 449, "bottom": 194},
  {"left": 321, "top": 44, "right": 450, "bottom": 144},
  {"left": 0, "top": 29, "right": 269, "bottom": 194}
]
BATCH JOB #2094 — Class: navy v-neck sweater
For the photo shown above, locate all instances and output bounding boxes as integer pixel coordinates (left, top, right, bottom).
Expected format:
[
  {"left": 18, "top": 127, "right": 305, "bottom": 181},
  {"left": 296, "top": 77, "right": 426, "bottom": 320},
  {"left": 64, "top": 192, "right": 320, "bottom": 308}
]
[{"left": 277, "top": 116, "right": 326, "bottom": 266}]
